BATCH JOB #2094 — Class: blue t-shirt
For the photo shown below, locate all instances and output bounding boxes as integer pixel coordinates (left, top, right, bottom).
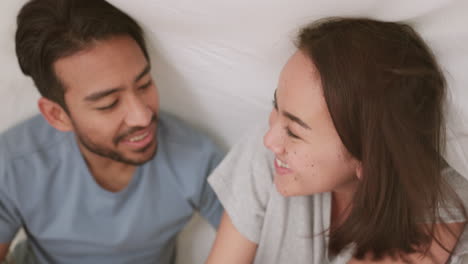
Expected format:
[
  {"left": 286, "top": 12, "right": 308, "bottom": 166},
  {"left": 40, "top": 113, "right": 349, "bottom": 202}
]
[{"left": 0, "top": 112, "right": 224, "bottom": 264}]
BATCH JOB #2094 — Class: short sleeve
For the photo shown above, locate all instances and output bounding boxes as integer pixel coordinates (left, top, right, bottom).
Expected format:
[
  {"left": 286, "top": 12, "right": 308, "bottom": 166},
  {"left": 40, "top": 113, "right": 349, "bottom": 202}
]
[
  {"left": 208, "top": 126, "right": 275, "bottom": 243},
  {"left": 0, "top": 147, "right": 22, "bottom": 243},
  {"left": 158, "top": 113, "right": 226, "bottom": 229},
  {"left": 433, "top": 166, "right": 468, "bottom": 259},
  {"left": 194, "top": 140, "right": 225, "bottom": 229},
  {"left": 438, "top": 165, "right": 468, "bottom": 223}
]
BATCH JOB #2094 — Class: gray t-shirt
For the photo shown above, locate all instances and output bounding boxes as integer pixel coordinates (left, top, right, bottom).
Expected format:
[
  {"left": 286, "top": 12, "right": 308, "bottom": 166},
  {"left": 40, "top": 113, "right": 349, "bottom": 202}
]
[
  {"left": 208, "top": 126, "right": 468, "bottom": 264},
  {"left": 0, "top": 112, "right": 224, "bottom": 264}
]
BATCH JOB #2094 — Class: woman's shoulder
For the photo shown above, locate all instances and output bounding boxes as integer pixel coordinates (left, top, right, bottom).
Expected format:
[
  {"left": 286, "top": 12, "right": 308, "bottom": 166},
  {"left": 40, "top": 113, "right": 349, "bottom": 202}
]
[
  {"left": 207, "top": 125, "right": 277, "bottom": 243},
  {"left": 209, "top": 124, "right": 275, "bottom": 183},
  {"left": 441, "top": 165, "right": 468, "bottom": 214}
]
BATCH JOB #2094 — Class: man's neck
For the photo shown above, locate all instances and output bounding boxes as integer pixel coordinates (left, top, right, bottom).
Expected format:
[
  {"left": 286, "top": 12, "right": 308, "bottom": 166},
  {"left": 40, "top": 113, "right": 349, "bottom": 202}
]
[{"left": 77, "top": 143, "right": 137, "bottom": 193}]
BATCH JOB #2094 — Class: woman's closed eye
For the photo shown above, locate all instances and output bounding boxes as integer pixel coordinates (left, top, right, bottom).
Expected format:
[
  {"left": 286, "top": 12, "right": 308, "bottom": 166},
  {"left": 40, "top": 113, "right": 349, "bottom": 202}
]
[{"left": 286, "top": 127, "right": 300, "bottom": 139}]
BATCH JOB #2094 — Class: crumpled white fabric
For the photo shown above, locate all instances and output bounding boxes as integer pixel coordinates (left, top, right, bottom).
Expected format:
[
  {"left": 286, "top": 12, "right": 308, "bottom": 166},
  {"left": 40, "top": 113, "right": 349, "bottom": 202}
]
[
  {"left": 0, "top": 0, "right": 466, "bottom": 177},
  {"left": 108, "top": 0, "right": 468, "bottom": 179}
]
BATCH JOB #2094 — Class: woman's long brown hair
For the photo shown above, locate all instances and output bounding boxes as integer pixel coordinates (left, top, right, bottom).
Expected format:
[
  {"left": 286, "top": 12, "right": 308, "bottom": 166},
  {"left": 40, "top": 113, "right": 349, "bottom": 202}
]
[{"left": 298, "top": 18, "right": 465, "bottom": 260}]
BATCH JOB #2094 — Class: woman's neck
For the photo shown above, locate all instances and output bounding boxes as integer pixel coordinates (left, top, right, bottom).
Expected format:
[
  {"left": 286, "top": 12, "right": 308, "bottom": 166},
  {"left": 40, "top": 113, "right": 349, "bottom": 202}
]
[{"left": 331, "top": 184, "right": 357, "bottom": 229}]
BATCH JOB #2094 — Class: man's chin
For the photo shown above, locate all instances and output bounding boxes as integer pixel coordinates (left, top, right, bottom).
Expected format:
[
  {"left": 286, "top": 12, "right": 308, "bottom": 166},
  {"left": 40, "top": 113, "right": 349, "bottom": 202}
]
[{"left": 122, "top": 143, "right": 158, "bottom": 165}]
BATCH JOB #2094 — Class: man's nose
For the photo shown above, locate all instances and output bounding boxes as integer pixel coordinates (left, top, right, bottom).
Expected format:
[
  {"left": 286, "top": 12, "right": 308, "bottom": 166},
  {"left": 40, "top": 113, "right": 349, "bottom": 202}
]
[{"left": 124, "top": 95, "right": 152, "bottom": 128}]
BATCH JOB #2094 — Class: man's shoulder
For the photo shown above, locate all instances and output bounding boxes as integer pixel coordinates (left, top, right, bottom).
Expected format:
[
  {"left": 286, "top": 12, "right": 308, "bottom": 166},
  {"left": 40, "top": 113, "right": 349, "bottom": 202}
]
[
  {"left": 158, "top": 111, "right": 220, "bottom": 153},
  {"left": 153, "top": 112, "right": 224, "bottom": 186},
  {"left": 0, "top": 114, "right": 70, "bottom": 162}
]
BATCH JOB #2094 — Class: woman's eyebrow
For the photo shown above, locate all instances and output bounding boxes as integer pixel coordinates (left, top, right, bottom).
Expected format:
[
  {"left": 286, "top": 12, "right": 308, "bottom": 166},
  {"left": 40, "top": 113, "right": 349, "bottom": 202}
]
[{"left": 282, "top": 111, "right": 311, "bottom": 130}]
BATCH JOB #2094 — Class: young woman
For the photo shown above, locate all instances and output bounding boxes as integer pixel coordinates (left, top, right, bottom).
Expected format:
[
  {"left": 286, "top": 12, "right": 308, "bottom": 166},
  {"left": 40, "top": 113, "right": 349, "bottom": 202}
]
[{"left": 206, "top": 18, "right": 468, "bottom": 263}]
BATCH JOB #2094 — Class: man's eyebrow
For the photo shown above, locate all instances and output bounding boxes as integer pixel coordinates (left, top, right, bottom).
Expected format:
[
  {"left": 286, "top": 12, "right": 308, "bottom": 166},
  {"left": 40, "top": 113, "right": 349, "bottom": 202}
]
[
  {"left": 283, "top": 111, "right": 311, "bottom": 130},
  {"left": 134, "top": 64, "right": 151, "bottom": 83},
  {"left": 84, "top": 65, "right": 151, "bottom": 102},
  {"left": 84, "top": 87, "right": 123, "bottom": 102}
]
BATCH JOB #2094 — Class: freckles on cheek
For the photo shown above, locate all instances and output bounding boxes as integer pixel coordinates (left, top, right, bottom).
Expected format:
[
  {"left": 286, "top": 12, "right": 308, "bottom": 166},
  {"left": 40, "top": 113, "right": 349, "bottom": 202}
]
[
  {"left": 278, "top": 175, "right": 301, "bottom": 197},
  {"left": 280, "top": 189, "right": 289, "bottom": 196}
]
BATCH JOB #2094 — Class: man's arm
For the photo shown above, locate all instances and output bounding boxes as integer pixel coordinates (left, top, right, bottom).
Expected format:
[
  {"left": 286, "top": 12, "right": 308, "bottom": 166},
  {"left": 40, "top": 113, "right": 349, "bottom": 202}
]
[
  {"left": 206, "top": 212, "right": 258, "bottom": 264},
  {"left": 0, "top": 243, "right": 11, "bottom": 261},
  {"left": 348, "top": 222, "right": 465, "bottom": 264}
]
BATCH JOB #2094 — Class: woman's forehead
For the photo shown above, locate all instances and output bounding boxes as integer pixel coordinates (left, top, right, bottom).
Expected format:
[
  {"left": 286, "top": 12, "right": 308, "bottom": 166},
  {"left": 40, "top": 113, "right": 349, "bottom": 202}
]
[
  {"left": 279, "top": 51, "right": 320, "bottom": 91},
  {"left": 278, "top": 51, "right": 323, "bottom": 103},
  {"left": 276, "top": 51, "right": 331, "bottom": 127}
]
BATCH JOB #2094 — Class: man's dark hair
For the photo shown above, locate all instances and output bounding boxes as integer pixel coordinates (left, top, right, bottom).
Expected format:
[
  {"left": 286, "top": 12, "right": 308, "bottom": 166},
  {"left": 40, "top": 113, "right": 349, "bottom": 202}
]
[{"left": 15, "top": 0, "right": 149, "bottom": 110}]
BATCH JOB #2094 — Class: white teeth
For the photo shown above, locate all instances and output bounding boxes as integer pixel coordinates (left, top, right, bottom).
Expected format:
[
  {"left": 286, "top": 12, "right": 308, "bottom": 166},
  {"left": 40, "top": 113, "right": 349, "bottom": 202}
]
[
  {"left": 129, "top": 131, "right": 149, "bottom": 142},
  {"left": 276, "top": 158, "right": 290, "bottom": 169}
]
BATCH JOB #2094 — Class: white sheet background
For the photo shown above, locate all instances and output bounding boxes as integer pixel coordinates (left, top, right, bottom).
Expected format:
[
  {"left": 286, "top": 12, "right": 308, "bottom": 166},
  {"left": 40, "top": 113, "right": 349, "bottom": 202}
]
[{"left": 1, "top": 0, "right": 467, "bottom": 263}]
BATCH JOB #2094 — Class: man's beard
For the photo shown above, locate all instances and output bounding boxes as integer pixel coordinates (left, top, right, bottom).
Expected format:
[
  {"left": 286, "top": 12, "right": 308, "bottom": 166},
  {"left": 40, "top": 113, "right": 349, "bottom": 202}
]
[{"left": 74, "top": 115, "right": 158, "bottom": 166}]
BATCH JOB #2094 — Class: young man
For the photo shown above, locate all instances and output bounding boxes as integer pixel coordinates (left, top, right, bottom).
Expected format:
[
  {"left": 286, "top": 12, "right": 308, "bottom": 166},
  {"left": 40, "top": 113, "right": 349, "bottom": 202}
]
[{"left": 0, "top": 0, "right": 223, "bottom": 263}]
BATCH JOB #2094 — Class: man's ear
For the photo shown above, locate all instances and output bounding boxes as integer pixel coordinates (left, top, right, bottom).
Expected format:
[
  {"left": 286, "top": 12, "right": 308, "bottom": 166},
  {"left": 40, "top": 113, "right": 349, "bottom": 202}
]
[{"left": 38, "top": 97, "right": 73, "bottom": 132}]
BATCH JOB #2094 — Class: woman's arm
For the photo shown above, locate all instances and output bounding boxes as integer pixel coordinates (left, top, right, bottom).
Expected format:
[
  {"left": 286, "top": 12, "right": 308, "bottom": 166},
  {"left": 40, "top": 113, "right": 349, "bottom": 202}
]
[
  {"left": 0, "top": 243, "right": 10, "bottom": 261},
  {"left": 206, "top": 212, "right": 258, "bottom": 264},
  {"left": 348, "top": 222, "right": 465, "bottom": 264}
]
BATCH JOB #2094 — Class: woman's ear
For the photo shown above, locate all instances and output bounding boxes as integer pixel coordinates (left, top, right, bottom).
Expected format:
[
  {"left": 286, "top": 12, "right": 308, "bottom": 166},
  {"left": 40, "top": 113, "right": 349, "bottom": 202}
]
[
  {"left": 355, "top": 161, "right": 363, "bottom": 180},
  {"left": 38, "top": 97, "right": 73, "bottom": 132}
]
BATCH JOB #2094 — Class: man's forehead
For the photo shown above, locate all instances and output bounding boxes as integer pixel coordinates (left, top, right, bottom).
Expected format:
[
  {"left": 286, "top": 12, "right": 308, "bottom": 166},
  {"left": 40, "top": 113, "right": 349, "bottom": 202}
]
[{"left": 53, "top": 36, "right": 149, "bottom": 96}]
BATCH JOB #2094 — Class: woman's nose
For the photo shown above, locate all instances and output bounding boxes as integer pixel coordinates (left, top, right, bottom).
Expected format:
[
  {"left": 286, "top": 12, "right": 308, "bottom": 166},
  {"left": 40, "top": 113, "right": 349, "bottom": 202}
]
[{"left": 264, "top": 112, "right": 285, "bottom": 155}]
